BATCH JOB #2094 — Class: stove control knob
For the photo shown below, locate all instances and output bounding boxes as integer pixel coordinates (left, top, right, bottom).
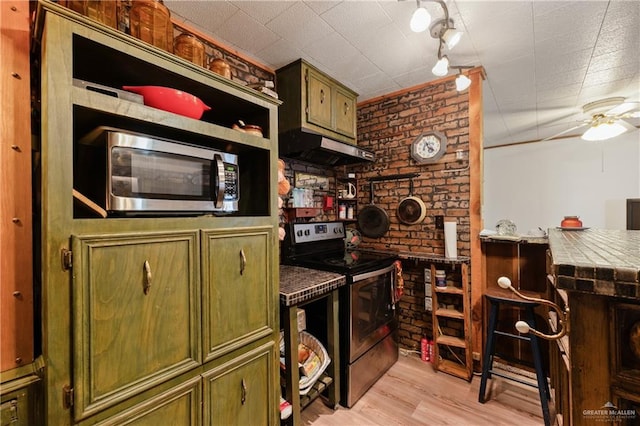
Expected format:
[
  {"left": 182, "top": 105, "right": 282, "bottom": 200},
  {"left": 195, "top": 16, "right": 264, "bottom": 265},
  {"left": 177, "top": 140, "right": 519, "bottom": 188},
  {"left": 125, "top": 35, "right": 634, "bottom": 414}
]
[
  {"left": 296, "top": 230, "right": 303, "bottom": 237},
  {"left": 304, "top": 230, "right": 310, "bottom": 236}
]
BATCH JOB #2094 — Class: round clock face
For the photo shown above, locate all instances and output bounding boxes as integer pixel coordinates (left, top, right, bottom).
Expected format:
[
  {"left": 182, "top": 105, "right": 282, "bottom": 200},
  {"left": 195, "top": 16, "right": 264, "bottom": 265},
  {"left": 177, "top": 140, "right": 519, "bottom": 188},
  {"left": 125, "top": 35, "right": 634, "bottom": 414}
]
[
  {"left": 411, "top": 131, "right": 446, "bottom": 163},
  {"left": 417, "top": 135, "right": 440, "bottom": 158}
]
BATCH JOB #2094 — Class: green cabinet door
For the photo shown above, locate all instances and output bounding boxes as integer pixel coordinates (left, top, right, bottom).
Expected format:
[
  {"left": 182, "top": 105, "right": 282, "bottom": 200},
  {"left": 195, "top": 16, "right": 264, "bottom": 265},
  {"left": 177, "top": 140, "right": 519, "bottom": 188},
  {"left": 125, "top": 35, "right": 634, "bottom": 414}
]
[
  {"left": 71, "top": 231, "right": 201, "bottom": 421},
  {"left": 306, "top": 67, "right": 333, "bottom": 131},
  {"left": 202, "top": 343, "right": 276, "bottom": 426},
  {"left": 335, "top": 86, "right": 357, "bottom": 139},
  {"left": 202, "top": 227, "right": 274, "bottom": 361}
]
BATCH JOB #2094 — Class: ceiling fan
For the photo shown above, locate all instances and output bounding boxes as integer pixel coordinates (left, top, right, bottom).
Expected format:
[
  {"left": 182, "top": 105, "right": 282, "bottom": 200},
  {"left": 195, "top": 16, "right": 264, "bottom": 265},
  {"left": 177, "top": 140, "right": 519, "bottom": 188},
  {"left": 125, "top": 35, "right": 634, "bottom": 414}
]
[{"left": 542, "top": 97, "right": 640, "bottom": 142}]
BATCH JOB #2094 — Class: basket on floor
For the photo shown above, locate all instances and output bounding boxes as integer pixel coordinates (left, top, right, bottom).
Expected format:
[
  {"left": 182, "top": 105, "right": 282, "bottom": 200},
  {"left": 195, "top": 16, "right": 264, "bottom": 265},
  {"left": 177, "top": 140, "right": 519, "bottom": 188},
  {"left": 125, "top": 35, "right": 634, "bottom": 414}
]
[{"left": 279, "top": 330, "right": 331, "bottom": 395}]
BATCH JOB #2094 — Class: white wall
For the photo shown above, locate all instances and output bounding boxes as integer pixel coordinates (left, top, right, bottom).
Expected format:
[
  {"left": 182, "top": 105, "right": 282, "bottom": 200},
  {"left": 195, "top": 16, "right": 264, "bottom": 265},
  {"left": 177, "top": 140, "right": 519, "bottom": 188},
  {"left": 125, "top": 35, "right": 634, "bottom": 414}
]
[{"left": 483, "top": 131, "right": 640, "bottom": 234}]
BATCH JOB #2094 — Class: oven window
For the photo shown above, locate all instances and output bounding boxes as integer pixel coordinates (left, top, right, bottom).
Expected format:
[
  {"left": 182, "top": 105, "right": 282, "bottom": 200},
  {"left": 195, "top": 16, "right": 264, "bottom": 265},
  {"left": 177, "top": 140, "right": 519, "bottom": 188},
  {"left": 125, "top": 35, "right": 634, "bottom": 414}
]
[{"left": 350, "top": 268, "right": 395, "bottom": 361}]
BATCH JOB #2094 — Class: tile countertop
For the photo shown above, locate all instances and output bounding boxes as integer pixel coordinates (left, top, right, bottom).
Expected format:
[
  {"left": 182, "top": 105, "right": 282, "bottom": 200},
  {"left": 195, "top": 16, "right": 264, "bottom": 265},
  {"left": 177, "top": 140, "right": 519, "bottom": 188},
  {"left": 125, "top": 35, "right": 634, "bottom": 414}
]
[
  {"left": 548, "top": 228, "right": 640, "bottom": 299},
  {"left": 279, "top": 265, "right": 346, "bottom": 306}
]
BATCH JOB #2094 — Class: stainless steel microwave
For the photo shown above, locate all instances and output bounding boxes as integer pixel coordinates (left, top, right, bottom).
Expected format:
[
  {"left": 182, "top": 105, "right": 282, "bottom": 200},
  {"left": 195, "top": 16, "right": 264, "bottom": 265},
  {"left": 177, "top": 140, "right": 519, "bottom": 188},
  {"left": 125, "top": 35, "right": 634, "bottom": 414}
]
[{"left": 78, "top": 127, "right": 239, "bottom": 214}]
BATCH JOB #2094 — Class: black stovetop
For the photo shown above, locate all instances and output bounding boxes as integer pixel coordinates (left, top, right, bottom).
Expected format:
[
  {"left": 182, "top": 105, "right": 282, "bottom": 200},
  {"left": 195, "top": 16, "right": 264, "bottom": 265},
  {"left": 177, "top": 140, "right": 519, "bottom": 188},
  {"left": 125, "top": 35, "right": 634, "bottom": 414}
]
[
  {"left": 283, "top": 249, "right": 397, "bottom": 275},
  {"left": 280, "top": 221, "right": 397, "bottom": 275}
]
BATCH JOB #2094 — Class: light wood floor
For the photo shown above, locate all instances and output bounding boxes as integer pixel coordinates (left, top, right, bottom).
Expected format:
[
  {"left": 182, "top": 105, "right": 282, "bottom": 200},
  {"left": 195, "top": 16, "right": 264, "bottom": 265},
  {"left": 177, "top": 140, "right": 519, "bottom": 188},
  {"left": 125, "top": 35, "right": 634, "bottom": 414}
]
[{"left": 301, "top": 353, "right": 547, "bottom": 425}]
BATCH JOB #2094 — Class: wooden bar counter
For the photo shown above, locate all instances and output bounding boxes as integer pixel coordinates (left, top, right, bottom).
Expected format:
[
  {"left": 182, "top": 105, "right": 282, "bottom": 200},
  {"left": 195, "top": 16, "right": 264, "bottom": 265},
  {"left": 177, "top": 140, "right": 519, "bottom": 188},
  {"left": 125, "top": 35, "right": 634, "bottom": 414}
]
[{"left": 547, "top": 228, "right": 640, "bottom": 425}]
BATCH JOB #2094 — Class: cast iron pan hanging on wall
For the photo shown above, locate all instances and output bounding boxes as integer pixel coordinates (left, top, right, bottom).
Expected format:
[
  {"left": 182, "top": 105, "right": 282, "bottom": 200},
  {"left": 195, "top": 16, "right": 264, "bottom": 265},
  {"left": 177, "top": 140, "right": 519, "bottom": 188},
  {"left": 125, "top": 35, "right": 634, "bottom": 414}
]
[
  {"left": 358, "top": 181, "right": 390, "bottom": 238},
  {"left": 397, "top": 179, "right": 426, "bottom": 225}
]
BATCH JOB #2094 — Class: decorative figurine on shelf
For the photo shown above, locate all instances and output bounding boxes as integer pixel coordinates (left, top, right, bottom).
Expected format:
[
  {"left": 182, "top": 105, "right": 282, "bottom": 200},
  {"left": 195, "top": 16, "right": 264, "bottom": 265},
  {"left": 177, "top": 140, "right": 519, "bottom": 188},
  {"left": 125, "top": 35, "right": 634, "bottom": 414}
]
[{"left": 277, "top": 159, "right": 290, "bottom": 240}]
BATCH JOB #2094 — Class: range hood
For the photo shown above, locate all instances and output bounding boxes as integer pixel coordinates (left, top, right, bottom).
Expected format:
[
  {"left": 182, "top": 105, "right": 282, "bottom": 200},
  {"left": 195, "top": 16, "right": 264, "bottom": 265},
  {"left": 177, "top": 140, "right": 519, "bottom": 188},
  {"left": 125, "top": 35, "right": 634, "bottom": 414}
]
[{"left": 279, "top": 129, "right": 375, "bottom": 166}]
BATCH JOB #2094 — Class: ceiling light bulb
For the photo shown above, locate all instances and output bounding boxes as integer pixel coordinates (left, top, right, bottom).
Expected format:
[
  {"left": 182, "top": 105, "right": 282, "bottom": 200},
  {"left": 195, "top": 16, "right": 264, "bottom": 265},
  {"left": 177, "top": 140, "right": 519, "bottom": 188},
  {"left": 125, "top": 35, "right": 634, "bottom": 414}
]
[
  {"left": 455, "top": 74, "right": 471, "bottom": 91},
  {"left": 442, "top": 28, "right": 463, "bottom": 49},
  {"left": 432, "top": 56, "right": 449, "bottom": 76},
  {"left": 581, "top": 121, "right": 629, "bottom": 141},
  {"left": 410, "top": 7, "right": 431, "bottom": 33}
]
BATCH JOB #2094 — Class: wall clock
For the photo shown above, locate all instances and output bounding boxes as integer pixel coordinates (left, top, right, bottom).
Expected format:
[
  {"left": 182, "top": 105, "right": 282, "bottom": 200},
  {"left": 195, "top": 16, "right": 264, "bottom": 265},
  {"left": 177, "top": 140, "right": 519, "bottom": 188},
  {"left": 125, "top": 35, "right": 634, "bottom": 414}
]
[{"left": 411, "top": 131, "right": 447, "bottom": 164}]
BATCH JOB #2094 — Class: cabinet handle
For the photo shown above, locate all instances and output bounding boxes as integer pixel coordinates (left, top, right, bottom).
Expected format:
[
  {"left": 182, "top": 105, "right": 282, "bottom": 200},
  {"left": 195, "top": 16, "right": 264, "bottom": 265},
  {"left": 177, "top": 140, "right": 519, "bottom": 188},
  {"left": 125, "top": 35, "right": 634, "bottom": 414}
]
[
  {"left": 240, "top": 249, "right": 246, "bottom": 275},
  {"left": 143, "top": 260, "right": 152, "bottom": 294},
  {"left": 240, "top": 378, "right": 247, "bottom": 404},
  {"left": 320, "top": 88, "right": 325, "bottom": 104},
  {"left": 343, "top": 101, "right": 349, "bottom": 115}
]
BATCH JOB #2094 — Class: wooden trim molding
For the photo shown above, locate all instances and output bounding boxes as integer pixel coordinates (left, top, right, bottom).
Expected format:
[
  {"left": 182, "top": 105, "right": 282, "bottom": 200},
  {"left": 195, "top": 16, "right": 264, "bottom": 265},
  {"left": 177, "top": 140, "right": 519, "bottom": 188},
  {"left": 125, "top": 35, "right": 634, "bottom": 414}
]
[
  {"left": 1, "top": 0, "right": 34, "bottom": 372},
  {"left": 468, "top": 66, "right": 485, "bottom": 364}
]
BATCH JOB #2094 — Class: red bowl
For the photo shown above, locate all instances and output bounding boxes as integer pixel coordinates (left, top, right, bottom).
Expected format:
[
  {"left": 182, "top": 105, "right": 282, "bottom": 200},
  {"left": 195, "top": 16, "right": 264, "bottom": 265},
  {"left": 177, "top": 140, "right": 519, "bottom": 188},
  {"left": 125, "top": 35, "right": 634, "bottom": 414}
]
[
  {"left": 122, "top": 85, "right": 211, "bottom": 119},
  {"left": 560, "top": 216, "right": 583, "bottom": 228}
]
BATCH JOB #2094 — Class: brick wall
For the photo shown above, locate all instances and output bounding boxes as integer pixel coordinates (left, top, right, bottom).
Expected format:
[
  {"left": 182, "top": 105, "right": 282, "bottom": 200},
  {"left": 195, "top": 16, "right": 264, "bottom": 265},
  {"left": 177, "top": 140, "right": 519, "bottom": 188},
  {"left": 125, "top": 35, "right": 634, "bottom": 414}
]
[{"left": 353, "top": 77, "right": 471, "bottom": 351}]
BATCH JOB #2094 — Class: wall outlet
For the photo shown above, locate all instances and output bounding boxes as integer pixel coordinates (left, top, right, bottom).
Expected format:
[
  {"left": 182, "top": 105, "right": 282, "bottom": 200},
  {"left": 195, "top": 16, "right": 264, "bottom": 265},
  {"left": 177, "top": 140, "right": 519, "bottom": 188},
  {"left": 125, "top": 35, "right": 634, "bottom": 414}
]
[
  {"left": 424, "top": 268, "right": 431, "bottom": 283},
  {"left": 472, "top": 351, "right": 481, "bottom": 361},
  {"left": 425, "top": 297, "right": 432, "bottom": 311},
  {"left": 435, "top": 215, "right": 444, "bottom": 229}
]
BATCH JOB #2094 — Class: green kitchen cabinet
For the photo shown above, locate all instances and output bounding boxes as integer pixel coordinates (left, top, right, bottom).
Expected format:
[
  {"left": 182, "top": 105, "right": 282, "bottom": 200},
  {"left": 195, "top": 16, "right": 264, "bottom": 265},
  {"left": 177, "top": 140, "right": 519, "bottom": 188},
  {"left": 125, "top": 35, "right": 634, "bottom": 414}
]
[
  {"left": 277, "top": 59, "right": 358, "bottom": 144},
  {"left": 70, "top": 231, "right": 201, "bottom": 420},
  {"left": 34, "top": 1, "right": 280, "bottom": 424},
  {"left": 202, "top": 228, "right": 275, "bottom": 362},
  {"left": 91, "top": 377, "right": 202, "bottom": 426},
  {"left": 202, "top": 343, "right": 276, "bottom": 426}
]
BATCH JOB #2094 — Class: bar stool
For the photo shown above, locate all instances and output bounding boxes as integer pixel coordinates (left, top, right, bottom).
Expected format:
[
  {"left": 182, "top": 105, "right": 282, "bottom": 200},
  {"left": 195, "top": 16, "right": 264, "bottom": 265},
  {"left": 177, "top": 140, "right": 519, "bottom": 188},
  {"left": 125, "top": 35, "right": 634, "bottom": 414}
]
[{"left": 478, "top": 287, "right": 551, "bottom": 426}]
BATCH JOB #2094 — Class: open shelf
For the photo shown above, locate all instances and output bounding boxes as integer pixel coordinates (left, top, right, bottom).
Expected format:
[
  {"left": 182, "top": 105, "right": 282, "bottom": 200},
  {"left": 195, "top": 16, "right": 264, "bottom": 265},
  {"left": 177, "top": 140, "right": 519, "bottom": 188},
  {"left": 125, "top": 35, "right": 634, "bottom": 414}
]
[{"left": 431, "top": 262, "right": 472, "bottom": 381}]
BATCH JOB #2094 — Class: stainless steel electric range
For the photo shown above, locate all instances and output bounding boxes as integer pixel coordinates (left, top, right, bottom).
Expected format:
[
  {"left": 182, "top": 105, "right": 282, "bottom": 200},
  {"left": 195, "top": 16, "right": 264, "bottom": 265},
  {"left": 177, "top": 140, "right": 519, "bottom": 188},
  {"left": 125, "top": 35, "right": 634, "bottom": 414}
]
[{"left": 281, "top": 221, "right": 399, "bottom": 408}]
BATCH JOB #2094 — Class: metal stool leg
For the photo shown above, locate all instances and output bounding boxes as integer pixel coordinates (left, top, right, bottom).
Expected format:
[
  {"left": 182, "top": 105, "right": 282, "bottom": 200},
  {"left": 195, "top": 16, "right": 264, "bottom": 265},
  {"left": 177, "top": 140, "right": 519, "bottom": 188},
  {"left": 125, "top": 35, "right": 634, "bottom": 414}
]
[
  {"left": 478, "top": 300, "right": 499, "bottom": 403},
  {"left": 525, "top": 307, "right": 551, "bottom": 426}
]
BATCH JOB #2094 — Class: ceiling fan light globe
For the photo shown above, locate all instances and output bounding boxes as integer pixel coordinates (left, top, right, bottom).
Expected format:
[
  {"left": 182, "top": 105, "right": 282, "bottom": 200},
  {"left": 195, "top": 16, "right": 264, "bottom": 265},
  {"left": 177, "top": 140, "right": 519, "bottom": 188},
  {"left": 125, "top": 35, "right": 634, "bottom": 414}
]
[
  {"left": 581, "top": 121, "right": 629, "bottom": 141},
  {"left": 456, "top": 74, "right": 471, "bottom": 91},
  {"left": 410, "top": 7, "right": 431, "bottom": 33},
  {"left": 432, "top": 56, "right": 449, "bottom": 76}
]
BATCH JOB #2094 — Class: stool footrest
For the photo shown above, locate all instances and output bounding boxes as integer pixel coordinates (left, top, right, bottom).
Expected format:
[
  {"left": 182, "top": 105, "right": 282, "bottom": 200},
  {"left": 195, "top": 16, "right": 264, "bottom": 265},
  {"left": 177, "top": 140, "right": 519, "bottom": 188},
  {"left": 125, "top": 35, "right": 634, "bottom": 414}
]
[
  {"left": 493, "top": 329, "right": 531, "bottom": 341},
  {"left": 487, "top": 369, "right": 538, "bottom": 388}
]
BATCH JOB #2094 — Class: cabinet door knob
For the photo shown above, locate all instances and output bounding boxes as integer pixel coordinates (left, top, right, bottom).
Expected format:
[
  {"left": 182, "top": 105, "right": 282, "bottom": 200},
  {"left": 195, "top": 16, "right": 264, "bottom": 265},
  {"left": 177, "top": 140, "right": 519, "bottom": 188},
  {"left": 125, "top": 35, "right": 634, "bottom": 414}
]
[
  {"left": 240, "top": 378, "right": 247, "bottom": 404},
  {"left": 143, "top": 260, "right": 152, "bottom": 294},
  {"left": 239, "top": 249, "right": 247, "bottom": 275}
]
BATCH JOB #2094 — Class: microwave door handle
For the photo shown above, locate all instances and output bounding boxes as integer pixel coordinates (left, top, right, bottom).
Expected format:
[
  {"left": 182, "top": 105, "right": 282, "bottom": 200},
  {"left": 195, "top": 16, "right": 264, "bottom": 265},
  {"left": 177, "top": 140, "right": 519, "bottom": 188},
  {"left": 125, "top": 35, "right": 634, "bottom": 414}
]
[{"left": 212, "top": 154, "right": 225, "bottom": 208}]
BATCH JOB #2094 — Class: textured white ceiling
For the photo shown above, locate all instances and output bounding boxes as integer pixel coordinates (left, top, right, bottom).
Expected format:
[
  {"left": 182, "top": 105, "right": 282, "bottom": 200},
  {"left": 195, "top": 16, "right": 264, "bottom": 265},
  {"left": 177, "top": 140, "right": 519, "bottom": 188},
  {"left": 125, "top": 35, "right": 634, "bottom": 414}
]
[{"left": 165, "top": 0, "right": 640, "bottom": 147}]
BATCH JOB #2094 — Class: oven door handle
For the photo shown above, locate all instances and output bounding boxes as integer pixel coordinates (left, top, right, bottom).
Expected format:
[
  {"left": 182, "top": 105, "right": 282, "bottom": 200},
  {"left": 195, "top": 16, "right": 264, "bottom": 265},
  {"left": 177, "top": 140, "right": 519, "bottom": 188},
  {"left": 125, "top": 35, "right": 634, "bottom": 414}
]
[{"left": 351, "top": 263, "right": 396, "bottom": 283}]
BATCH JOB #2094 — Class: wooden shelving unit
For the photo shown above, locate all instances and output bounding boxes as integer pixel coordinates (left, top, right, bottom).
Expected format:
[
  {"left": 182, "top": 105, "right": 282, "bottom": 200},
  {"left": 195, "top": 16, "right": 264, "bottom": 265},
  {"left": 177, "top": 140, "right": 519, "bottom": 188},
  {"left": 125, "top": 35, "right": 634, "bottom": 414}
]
[
  {"left": 335, "top": 177, "right": 358, "bottom": 222},
  {"left": 431, "top": 262, "right": 472, "bottom": 381}
]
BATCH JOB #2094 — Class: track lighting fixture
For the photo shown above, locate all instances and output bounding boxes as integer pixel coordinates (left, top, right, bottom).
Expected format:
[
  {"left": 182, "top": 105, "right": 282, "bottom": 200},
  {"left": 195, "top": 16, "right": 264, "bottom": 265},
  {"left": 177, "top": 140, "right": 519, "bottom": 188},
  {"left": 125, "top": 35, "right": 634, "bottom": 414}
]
[
  {"left": 408, "top": 0, "right": 476, "bottom": 87},
  {"left": 410, "top": 1, "right": 431, "bottom": 33},
  {"left": 455, "top": 73, "right": 471, "bottom": 91},
  {"left": 430, "top": 18, "right": 463, "bottom": 49},
  {"left": 432, "top": 56, "right": 449, "bottom": 76}
]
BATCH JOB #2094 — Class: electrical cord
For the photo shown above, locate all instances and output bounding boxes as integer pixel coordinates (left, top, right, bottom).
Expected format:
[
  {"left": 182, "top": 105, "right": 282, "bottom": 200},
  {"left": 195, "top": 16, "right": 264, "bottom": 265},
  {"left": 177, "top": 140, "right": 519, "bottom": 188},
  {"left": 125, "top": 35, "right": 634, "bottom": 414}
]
[{"left": 437, "top": 325, "right": 466, "bottom": 366}]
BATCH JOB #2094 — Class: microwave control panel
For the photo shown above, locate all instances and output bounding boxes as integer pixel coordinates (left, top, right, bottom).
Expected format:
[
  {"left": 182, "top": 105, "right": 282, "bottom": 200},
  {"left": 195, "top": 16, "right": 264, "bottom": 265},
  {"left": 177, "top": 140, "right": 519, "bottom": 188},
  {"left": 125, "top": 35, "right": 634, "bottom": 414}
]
[{"left": 224, "top": 163, "right": 239, "bottom": 200}]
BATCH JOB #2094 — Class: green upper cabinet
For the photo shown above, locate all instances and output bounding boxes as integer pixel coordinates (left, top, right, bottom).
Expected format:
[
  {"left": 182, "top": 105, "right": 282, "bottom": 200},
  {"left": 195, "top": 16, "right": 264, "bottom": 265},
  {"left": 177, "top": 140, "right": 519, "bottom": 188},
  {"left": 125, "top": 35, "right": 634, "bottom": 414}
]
[
  {"left": 201, "top": 227, "right": 275, "bottom": 362},
  {"left": 277, "top": 59, "right": 358, "bottom": 144},
  {"left": 306, "top": 67, "right": 333, "bottom": 130},
  {"left": 334, "top": 86, "right": 357, "bottom": 138},
  {"left": 71, "top": 231, "right": 201, "bottom": 421}
]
